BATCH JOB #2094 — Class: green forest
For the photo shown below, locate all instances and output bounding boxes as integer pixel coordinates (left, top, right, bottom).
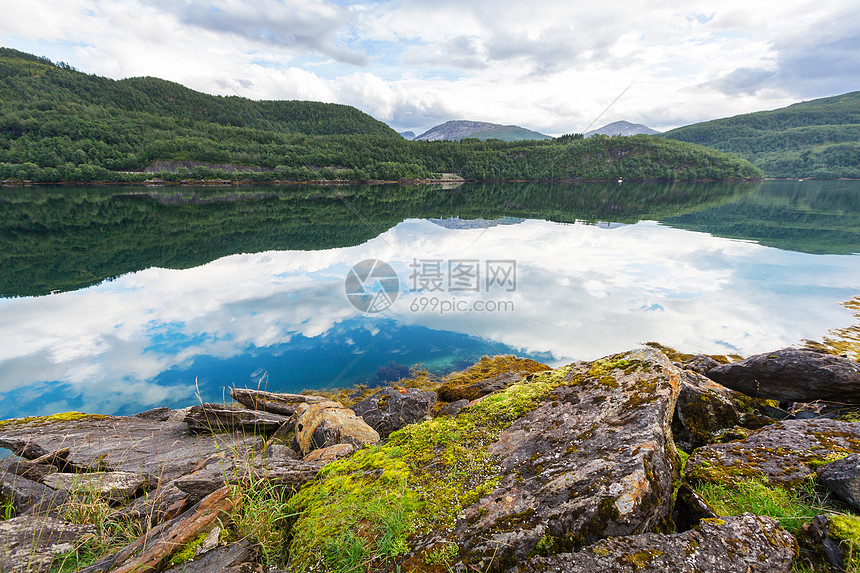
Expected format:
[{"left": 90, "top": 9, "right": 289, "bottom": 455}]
[
  {"left": 5, "top": 180, "right": 859, "bottom": 298},
  {"left": 0, "top": 48, "right": 761, "bottom": 183},
  {"left": 0, "top": 181, "right": 758, "bottom": 297},
  {"left": 663, "top": 91, "right": 860, "bottom": 178}
]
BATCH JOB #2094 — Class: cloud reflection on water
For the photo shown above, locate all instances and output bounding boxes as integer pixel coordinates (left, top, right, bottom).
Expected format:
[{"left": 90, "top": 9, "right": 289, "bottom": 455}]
[{"left": 1, "top": 218, "right": 858, "bottom": 418}]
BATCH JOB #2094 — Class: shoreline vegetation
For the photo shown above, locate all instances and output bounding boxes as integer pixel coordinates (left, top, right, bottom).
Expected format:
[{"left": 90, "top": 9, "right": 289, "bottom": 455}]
[
  {"left": 0, "top": 48, "right": 763, "bottom": 185},
  {"left": 1, "top": 346, "right": 859, "bottom": 572},
  {"left": 6, "top": 175, "right": 860, "bottom": 188},
  {"left": 0, "top": 175, "right": 768, "bottom": 187},
  {"left": 663, "top": 91, "right": 860, "bottom": 179}
]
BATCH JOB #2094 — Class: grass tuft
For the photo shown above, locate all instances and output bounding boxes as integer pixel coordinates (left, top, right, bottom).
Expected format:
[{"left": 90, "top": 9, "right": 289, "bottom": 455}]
[
  {"left": 49, "top": 488, "right": 144, "bottom": 572},
  {"left": 231, "top": 477, "right": 299, "bottom": 565},
  {"left": 695, "top": 478, "right": 824, "bottom": 534}
]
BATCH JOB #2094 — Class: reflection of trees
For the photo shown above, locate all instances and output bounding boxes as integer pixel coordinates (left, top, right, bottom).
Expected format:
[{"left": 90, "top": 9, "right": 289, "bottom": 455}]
[
  {"left": 0, "top": 180, "right": 756, "bottom": 297},
  {"left": 662, "top": 181, "right": 860, "bottom": 254}
]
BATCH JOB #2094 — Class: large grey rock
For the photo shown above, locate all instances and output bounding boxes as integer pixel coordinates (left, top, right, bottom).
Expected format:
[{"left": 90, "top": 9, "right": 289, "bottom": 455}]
[
  {"left": 507, "top": 513, "right": 796, "bottom": 573},
  {"left": 673, "top": 369, "right": 745, "bottom": 452},
  {"left": 672, "top": 483, "right": 717, "bottom": 532},
  {"left": 681, "top": 354, "right": 722, "bottom": 375},
  {"left": 819, "top": 454, "right": 860, "bottom": 510},
  {"left": 161, "top": 540, "right": 258, "bottom": 573},
  {"left": 436, "top": 355, "right": 549, "bottom": 402},
  {"left": 0, "top": 473, "right": 53, "bottom": 514},
  {"left": 2, "top": 460, "right": 59, "bottom": 483},
  {"left": 351, "top": 387, "right": 437, "bottom": 438},
  {"left": 183, "top": 403, "right": 290, "bottom": 434},
  {"left": 294, "top": 401, "right": 380, "bottom": 456},
  {"left": 230, "top": 388, "right": 328, "bottom": 416},
  {"left": 41, "top": 471, "right": 150, "bottom": 502},
  {"left": 265, "top": 444, "right": 300, "bottom": 462},
  {"left": 303, "top": 443, "right": 354, "bottom": 464},
  {"left": 687, "top": 419, "right": 860, "bottom": 486},
  {"left": 112, "top": 482, "right": 188, "bottom": 527},
  {"left": 19, "top": 490, "right": 70, "bottom": 519},
  {"left": 707, "top": 348, "right": 860, "bottom": 403},
  {"left": 401, "top": 348, "right": 682, "bottom": 571},
  {"left": 437, "top": 399, "right": 470, "bottom": 417},
  {"left": 174, "top": 457, "right": 322, "bottom": 503},
  {"left": 0, "top": 516, "right": 97, "bottom": 573},
  {"left": 0, "top": 410, "right": 258, "bottom": 483}
]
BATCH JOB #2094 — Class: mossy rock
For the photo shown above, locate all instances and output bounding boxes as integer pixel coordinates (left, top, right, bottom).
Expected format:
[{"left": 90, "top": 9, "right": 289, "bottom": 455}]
[
  {"left": 286, "top": 348, "right": 683, "bottom": 572},
  {"left": 0, "top": 412, "right": 110, "bottom": 429},
  {"left": 672, "top": 369, "right": 777, "bottom": 452},
  {"left": 436, "top": 355, "right": 549, "bottom": 402},
  {"left": 686, "top": 419, "right": 860, "bottom": 487},
  {"left": 509, "top": 514, "right": 796, "bottom": 572},
  {"left": 830, "top": 515, "right": 860, "bottom": 570}
]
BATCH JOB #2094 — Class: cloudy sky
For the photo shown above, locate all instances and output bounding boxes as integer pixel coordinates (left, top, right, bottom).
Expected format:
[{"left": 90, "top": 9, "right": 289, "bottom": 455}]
[{"left": 1, "top": 0, "right": 858, "bottom": 135}]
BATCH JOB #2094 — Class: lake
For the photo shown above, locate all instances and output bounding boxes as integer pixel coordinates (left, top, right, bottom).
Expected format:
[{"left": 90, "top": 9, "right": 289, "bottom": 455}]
[{"left": 1, "top": 180, "right": 860, "bottom": 423}]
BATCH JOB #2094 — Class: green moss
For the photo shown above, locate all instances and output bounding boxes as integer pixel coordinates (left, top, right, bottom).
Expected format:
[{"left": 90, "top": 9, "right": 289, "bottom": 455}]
[
  {"left": 437, "top": 355, "right": 550, "bottom": 401},
  {"left": 694, "top": 479, "right": 821, "bottom": 534},
  {"left": 621, "top": 549, "right": 664, "bottom": 569},
  {"left": 807, "top": 452, "right": 850, "bottom": 470},
  {"left": 169, "top": 533, "right": 208, "bottom": 566},
  {"left": 838, "top": 409, "right": 860, "bottom": 422},
  {"left": 287, "top": 365, "right": 573, "bottom": 572},
  {"left": 530, "top": 531, "right": 559, "bottom": 558},
  {"left": 0, "top": 411, "right": 110, "bottom": 427},
  {"left": 685, "top": 452, "right": 763, "bottom": 484},
  {"left": 675, "top": 447, "right": 690, "bottom": 473},
  {"left": 586, "top": 357, "right": 654, "bottom": 399},
  {"left": 623, "top": 380, "right": 658, "bottom": 410},
  {"left": 830, "top": 515, "right": 860, "bottom": 572}
]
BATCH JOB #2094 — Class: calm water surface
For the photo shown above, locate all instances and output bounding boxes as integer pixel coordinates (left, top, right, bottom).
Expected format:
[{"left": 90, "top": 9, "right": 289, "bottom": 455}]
[{"left": 1, "top": 180, "right": 859, "bottom": 421}]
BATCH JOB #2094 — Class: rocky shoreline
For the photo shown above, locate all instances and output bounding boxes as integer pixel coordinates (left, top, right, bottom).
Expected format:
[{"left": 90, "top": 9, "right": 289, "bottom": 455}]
[{"left": 1, "top": 346, "right": 859, "bottom": 572}]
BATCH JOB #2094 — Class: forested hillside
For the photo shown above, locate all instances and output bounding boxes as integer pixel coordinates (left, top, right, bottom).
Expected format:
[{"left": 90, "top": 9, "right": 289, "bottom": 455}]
[
  {"left": 0, "top": 48, "right": 761, "bottom": 182},
  {"left": 663, "top": 92, "right": 860, "bottom": 178}
]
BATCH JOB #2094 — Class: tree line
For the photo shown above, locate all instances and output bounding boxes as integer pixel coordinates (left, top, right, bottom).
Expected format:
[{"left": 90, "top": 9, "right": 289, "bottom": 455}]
[
  {"left": 0, "top": 48, "right": 762, "bottom": 183},
  {"left": 663, "top": 91, "right": 860, "bottom": 178}
]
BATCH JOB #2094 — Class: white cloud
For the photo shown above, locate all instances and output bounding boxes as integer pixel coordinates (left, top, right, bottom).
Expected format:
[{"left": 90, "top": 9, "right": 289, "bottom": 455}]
[
  {"left": 0, "top": 0, "right": 858, "bottom": 133},
  {"left": 1, "top": 218, "right": 858, "bottom": 417}
]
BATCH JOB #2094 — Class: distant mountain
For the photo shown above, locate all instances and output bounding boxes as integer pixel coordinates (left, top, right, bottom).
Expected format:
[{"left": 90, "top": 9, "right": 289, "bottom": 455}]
[
  {"left": 415, "top": 120, "right": 551, "bottom": 142},
  {"left": 585, "top": 121, "right": 659, "bottom": 138},
  {"left": 663, "top": 91, "right": 860, "bottom": 178},
  {"left": 399, "top": 131, "right": 416, "bottom": 140},
  {"left": 427, "top": 216, "right": 524, "bottom": 230}
]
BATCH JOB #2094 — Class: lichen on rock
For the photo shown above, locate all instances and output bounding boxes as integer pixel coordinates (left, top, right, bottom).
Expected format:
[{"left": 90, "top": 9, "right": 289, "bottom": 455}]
[
  {"left": 507, "top": 513, "right": 797, "bottom": 572},
  {"left": 436, "top": 355, "right": 549, "bottom": 402},
  {"left": 685, "top": 419, "right": 860, "bottom": 486},
  {"left": 286, "top": 348, "right": 683, "bottom": 572}
]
